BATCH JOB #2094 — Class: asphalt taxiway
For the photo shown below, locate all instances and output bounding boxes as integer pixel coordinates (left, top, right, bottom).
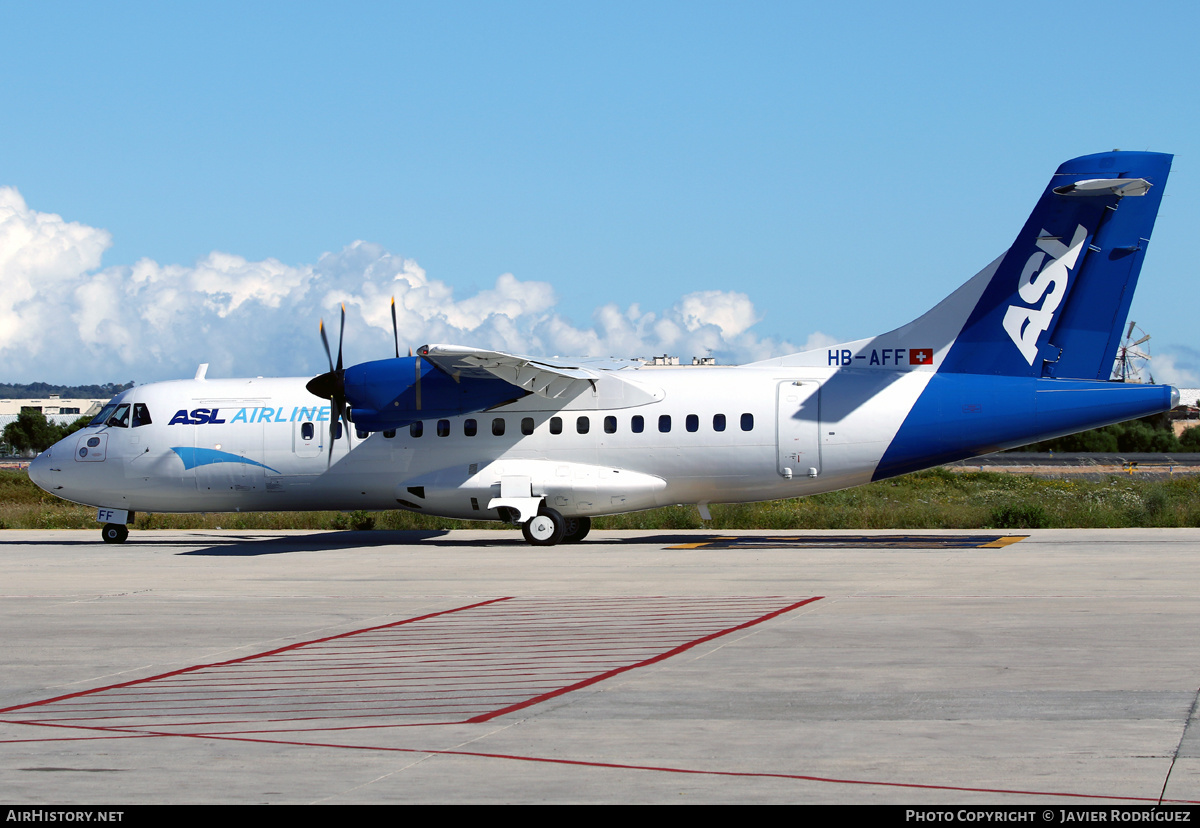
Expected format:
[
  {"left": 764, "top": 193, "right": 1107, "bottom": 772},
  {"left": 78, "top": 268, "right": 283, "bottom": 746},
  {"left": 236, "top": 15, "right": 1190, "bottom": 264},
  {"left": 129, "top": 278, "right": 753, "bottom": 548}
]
[{"left": 1, "top": 528, "right": 1198, "bottom": 805}]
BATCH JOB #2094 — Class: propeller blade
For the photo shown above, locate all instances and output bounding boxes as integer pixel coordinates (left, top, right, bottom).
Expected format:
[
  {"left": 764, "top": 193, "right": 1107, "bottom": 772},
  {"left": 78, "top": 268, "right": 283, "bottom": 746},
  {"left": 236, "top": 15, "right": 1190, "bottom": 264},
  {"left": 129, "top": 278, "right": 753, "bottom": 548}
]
[
  {"left": 335, "top": 304, "right": 345, "bottom": 373},
  {"left": 391, "top": 297, "right": 400, "bottom": 359},
  {"left": 319, "top": 319, "right": 334, "bottom": 374}
]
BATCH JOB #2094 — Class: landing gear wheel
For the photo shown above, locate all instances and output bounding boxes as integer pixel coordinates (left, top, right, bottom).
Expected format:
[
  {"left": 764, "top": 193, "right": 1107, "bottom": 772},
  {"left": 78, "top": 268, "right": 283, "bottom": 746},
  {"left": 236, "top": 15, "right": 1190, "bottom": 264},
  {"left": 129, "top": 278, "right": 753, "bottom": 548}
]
[
  {"left": 521, "top": 508, "right": 566, "bottom": 546},
  {"left": 101, "top": 523, "right": 129, "bottom": 544},
  {"left": 562, "top": 516, "right": 591, "bottom": 543}
]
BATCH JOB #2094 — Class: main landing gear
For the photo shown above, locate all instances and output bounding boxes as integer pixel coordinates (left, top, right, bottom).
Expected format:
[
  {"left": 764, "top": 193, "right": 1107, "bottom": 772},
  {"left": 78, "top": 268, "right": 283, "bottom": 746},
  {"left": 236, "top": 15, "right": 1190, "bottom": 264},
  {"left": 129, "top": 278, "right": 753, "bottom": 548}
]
[
  {"left": 101, "top": 523, "right": 129, "bottom": 543},
  {"left": 520, "top": 508, "right": 591, "bottom": 546}
]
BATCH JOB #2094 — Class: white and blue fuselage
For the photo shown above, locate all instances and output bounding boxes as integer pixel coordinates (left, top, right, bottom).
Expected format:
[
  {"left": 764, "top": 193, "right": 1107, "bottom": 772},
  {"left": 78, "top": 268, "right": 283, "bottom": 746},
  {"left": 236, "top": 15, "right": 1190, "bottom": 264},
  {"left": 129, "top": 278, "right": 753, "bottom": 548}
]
[{"left": 27, "top": 151, "right": 1181, "bottom": 543}]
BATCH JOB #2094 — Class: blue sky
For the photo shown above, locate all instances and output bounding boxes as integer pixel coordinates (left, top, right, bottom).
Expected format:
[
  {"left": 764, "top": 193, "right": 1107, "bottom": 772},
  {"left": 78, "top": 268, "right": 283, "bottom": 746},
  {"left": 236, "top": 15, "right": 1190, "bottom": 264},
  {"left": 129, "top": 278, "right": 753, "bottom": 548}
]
[{"left": 2, "top": 1, "right": 1197, "bottom": 385}]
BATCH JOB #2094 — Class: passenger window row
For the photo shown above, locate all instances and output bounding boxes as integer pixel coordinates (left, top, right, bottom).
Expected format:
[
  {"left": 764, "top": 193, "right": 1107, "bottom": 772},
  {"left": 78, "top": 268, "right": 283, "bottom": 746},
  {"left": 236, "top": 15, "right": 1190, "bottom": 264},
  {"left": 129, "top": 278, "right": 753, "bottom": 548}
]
[{"left": 402, "top": 412, "right": 754, "bottom": 438}]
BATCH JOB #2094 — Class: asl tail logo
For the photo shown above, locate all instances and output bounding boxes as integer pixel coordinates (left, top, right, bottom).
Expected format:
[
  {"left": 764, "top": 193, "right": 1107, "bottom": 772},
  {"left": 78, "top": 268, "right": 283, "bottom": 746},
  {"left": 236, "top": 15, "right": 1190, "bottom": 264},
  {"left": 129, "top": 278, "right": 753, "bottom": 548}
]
[{"left": 1001, "top": 224, "right": 1088, "bottom": 365}]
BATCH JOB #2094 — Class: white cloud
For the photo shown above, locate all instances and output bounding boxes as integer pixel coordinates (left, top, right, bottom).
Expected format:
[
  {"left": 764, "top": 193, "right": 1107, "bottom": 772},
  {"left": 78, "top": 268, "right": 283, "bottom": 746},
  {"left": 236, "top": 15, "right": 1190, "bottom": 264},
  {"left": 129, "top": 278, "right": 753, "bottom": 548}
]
[
  {"left": 0, "top": 187, "right": 112, "bottom": 356},
  {"left": 0, "top": 187, "right": 801, "bottom": 384},
  {"left": 1150, "top": 348, "right": 1200, "bottom": 388},
  {"left": 799, "top": 331, "right": 840, "bottom": 352}
]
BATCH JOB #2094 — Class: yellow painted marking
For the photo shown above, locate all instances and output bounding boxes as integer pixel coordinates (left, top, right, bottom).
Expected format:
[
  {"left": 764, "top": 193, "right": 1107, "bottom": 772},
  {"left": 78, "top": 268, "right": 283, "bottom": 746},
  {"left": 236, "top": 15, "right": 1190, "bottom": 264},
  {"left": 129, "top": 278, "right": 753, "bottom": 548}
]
[{"left": 979, "top": 536, "right": 1026, "bottom": 548}]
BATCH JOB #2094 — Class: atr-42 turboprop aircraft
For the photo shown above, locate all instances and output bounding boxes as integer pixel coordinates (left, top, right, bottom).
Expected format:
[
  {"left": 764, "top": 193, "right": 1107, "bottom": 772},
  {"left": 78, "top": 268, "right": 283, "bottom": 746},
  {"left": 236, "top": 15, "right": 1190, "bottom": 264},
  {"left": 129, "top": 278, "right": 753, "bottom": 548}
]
[{"left": 29, "top": 151, "right": 1179, "bottom": 545}]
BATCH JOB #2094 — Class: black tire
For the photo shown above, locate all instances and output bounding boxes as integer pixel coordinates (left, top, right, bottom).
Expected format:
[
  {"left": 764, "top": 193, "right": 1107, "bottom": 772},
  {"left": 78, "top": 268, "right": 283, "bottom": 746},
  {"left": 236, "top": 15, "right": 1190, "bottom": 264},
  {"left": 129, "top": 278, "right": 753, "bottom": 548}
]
[
  {"left": 521, "top": 508, "right": 566, "bottom": 546},
  {"left": 101, "top": 523, "right": 129, "bottom": 544},
  {"left": 562, "top": 516, "right": 591, "bottom": 543}
]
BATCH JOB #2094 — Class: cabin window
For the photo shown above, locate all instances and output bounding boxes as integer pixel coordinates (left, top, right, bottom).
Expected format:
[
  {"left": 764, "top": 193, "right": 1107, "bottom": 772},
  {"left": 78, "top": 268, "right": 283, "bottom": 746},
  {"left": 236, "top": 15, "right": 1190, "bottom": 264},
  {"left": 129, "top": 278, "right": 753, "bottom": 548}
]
[
  {"left": 686, "top": 414, "right": 698, "bottom": 433},
  {"left": 332, "top": 421, "right": 343, "bottom": 440},
  {"left": 577, "top": 416, "right": 590, "bottom": 434},
  {"left": 713, "top": 413, "right": 726, "bottom": 432},
  {"left": 132, "top": 404, "right": 152, "bottom": 427},
  {"left": 659, "top": 414, "right": 671, "bottom": 433},
  {"left": 357, "top": 428, "right": 369, "bottom": 439},
  {"left": 631, "top": 415, "right": 644, "bottom": 433},
  {"left": 492, "top": 418, "right": 505, "bottom": 436},
  {"left": 550, "top": 417, "right": 562, "bottom": 435},
  {"left": 383, "top": 429, "right": 396, "bottom": 438},
  {"left": 604, "top": 416, "right": 617, "bottom": 434},
  {"left": 301, "top": 422, "right": 315, "bottom": 440},
  {"left": 464, "top": 419, "right": 477, "bottom": 437},
  {"left": 741, "top": 412, "right": 754, "bottom": 431},
  {"left": 437, "top": 419, "right": 450, "bottom": 437},
  {"left": 521, "top": 417, "right": 535, "bottom": 435},
  {"left": 410, "top": 421, "right": 423, "bottom": 438}
]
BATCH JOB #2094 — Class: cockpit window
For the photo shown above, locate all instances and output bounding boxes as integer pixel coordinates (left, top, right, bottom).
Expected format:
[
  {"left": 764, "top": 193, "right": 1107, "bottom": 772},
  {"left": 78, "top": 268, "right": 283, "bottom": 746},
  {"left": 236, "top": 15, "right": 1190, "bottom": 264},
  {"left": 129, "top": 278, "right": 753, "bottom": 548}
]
[
  {"left": 132, "top": 403, "right": 152, "bottom": 427},
  {"left": 88, "top": 403, "right": 118, "bottom": 427},
  {"left": 106, "top": 404, "right": 131, "bottom": 428}
]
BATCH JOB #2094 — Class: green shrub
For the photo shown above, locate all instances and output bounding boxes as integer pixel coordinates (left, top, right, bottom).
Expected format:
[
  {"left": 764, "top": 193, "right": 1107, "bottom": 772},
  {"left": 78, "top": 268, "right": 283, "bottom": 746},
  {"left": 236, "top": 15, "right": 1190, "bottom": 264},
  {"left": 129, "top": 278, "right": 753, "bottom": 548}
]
[{"left": 988, "top": 503, "right": 1050, "bottom": 529}]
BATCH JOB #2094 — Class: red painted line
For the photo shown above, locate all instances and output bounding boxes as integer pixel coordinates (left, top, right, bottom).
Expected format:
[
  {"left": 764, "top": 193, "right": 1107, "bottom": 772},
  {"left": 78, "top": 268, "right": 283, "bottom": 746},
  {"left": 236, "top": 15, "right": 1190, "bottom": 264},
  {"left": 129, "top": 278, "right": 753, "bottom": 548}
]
[
  {"left": 3, "top": 596, "right": 824, "bottom": 733},
  {"left": 54, "top": 726, "right": 1200, "bottom": 805},
  {"left": 0, "top": 597, "right": 512, "bottom": 715},
  {"left": 465, "top": 597, "right": 823, "bottom": 723},
  {"left": 15, "top": 714, "right": 1193, "bottom": 804}
]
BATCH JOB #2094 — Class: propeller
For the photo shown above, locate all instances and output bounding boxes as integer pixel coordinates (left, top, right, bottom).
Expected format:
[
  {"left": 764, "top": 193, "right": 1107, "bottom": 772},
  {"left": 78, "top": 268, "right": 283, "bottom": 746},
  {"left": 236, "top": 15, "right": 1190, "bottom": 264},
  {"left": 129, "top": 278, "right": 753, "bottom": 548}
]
[
  {"left": 305, "top": 304, "right": 354, "bottom": 465},
  {"left": 306, "top": 297, "right": 417, "bottom": 465}
]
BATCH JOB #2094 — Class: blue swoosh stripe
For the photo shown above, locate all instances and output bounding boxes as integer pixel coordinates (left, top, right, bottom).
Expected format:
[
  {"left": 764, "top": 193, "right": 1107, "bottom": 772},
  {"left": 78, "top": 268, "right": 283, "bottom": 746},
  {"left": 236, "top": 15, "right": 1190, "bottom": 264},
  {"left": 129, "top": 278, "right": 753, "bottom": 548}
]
[{"left": 170, "top": 447, "right": 281, "bottom": 475}]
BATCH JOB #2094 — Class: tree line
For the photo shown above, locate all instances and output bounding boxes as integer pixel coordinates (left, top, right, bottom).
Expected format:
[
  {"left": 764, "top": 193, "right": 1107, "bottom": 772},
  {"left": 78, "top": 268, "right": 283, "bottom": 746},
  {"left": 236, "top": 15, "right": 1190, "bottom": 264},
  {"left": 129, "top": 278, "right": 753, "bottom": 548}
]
[
  {"left": 2, "top": 411, "right": 93, "bottom": 456},
  {"left": 0, "top": 381, "right": 133, "bottom": 399},
  {"left": 1019, "top": 413, "right": 1200, "bottom": 453}
]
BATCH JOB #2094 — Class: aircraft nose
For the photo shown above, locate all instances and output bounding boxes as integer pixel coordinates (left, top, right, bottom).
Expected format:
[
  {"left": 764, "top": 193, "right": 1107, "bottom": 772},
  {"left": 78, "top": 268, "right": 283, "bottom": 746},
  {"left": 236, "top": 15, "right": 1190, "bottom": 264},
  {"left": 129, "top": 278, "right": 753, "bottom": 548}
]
[{"left": 27, "top": 447, "right": 53, "bottom": 492}]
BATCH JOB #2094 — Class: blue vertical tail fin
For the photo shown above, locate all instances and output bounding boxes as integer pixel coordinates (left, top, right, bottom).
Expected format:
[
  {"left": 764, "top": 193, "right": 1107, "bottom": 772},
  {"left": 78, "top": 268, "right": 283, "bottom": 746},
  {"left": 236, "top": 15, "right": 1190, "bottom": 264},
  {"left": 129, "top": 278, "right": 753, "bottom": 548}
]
[{"left": 936, "top": 150, "right": 1171, "bottom": 379}]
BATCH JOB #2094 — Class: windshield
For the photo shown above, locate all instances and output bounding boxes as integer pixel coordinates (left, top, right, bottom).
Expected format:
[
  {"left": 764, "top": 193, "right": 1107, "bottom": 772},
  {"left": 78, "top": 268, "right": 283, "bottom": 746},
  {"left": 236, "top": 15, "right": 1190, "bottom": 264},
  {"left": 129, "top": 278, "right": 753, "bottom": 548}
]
[
  {"left": 106, "top": 403, "right": 131, "bottom": 428},
  {"left": 87, "top": 402, "right": 131, "bottom": 428},
  {"left": 88, "top": 403, "right": 118, "bottom": 427}
]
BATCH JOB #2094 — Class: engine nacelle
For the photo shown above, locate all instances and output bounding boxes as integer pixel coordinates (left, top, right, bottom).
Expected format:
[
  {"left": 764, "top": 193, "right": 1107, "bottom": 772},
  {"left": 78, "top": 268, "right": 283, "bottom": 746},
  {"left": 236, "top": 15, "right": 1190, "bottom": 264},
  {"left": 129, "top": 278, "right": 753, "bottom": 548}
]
[{"left": 343, "top": 357, "right": 528, "bottom": 432}]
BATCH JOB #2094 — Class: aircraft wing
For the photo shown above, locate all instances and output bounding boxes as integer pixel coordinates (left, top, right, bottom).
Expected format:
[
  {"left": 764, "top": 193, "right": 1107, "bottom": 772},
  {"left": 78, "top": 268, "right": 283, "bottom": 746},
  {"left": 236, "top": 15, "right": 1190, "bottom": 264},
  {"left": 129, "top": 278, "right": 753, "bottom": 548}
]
[{"left": 417, "top": 344, "right": 648, "bottom": 401}]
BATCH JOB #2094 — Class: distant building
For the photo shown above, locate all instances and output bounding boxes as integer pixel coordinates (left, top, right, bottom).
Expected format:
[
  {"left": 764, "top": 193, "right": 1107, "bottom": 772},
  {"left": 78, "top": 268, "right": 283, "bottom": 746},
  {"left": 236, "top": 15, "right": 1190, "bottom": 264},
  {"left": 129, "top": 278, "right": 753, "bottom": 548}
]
[
  {"left": 646, "top": 355, "right": 717, "bottom": 366},
  {"left": 1172, "top": 388, "right": 1200, "bottom": 437},
  {"left": 0, "top": 396, "right": 106, "bottom": 430}
]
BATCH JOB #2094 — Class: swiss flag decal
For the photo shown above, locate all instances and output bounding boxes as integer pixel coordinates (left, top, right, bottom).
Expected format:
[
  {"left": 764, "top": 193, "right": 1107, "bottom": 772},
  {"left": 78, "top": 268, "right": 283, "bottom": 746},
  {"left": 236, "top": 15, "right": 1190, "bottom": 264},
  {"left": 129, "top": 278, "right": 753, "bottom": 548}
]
[{"left": 909, "top": 348, "right": 934, "bottom": 365}]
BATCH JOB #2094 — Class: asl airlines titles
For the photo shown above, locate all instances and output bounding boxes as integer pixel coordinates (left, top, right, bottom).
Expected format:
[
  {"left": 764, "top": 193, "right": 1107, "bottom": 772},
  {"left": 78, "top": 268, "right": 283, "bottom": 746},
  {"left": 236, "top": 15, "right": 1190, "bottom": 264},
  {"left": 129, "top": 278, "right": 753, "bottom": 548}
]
[{"left": 168, "top": 406, "right": 332, "bottom": 426}]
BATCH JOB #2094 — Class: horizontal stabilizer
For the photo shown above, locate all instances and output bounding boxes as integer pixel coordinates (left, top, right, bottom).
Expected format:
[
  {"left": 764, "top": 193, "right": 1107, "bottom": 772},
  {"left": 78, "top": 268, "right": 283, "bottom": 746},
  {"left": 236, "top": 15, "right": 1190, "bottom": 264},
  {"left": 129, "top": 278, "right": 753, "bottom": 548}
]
[{"left": 1052, "top": 178, "right": 1152, "bottom": 197}]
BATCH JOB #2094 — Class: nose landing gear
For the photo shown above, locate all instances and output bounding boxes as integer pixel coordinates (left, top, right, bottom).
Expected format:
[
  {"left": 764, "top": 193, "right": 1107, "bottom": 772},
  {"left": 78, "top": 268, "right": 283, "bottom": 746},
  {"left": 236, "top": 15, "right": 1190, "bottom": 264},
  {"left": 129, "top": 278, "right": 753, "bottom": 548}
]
[{"left": 101, "top": 523, "right": 129, "bottom": 544}]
